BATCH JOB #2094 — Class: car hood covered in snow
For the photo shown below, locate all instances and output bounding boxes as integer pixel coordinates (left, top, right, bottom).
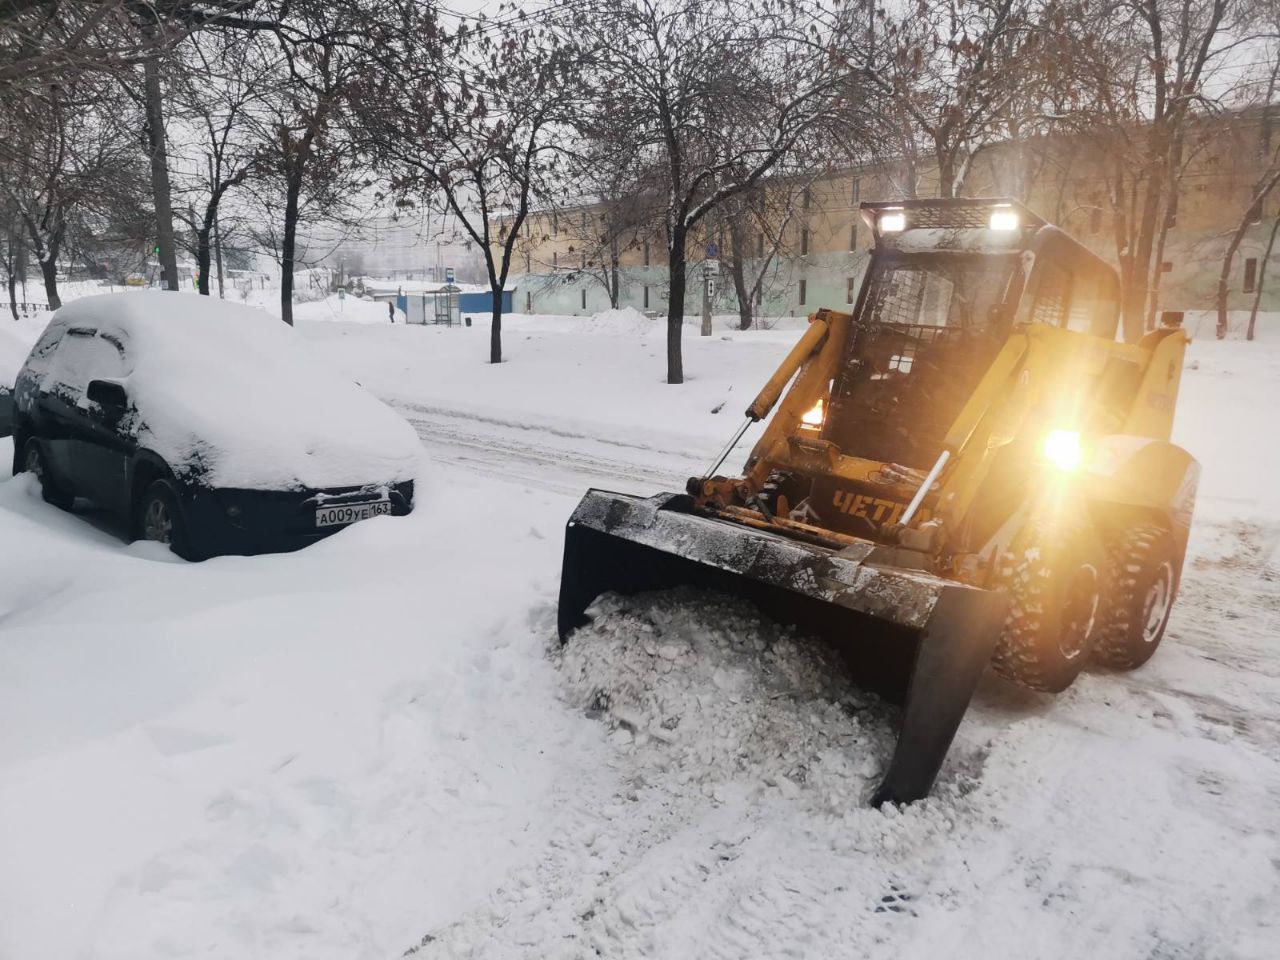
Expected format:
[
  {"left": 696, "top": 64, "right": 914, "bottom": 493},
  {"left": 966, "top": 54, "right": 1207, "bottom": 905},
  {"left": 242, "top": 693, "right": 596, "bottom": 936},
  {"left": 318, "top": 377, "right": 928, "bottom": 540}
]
[{"left": 52, "top": 292, "right": 422, "bottom": 490}]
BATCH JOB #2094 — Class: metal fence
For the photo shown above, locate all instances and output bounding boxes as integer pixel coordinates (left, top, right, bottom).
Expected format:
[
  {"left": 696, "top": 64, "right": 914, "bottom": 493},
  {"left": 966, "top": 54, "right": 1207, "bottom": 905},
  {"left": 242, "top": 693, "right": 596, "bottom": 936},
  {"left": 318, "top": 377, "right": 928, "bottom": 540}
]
[{"left": 7, "top": 300, "right": 48, "bottom": 318}]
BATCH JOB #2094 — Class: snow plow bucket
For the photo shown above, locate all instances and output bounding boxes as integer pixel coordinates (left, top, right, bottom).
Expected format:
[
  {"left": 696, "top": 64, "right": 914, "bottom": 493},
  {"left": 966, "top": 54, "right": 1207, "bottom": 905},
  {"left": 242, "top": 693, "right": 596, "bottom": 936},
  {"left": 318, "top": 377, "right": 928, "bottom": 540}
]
[{"left": 558, "top": 489, "right": 1009, "bottom": 806}]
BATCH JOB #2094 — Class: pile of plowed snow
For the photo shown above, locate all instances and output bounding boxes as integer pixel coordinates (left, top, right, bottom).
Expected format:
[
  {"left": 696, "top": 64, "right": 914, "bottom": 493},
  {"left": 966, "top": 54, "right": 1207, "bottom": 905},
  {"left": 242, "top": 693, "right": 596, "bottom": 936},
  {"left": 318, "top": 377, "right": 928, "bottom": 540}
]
[{"left": 559, "top": 589, "right": 896, "bottom": 811}]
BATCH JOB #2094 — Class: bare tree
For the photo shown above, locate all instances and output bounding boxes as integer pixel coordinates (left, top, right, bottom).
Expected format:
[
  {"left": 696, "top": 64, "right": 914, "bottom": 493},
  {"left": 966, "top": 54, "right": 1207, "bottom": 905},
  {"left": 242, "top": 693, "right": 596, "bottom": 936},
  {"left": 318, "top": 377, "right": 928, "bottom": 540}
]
[
  {"left": 362, "top": 10, "right": 581, "bottom": 363},
  {"left": 558, "top": 143, "right": 664, "bottom": 308},
  {"left": 0, "top": 74, "right": 143, "bottom": 307},
  {"left": 577, "top": 0, "right": 874, "bottom": 383},
  {"left": 714, "top": 174, "right": 821, "bottom": 330},
  {"left": 1062, "top": 0, "right": 1246, "bottom": 341},
  {"left": 169, "top": 30, "right": 275, "bottom": 295},
  {"left": 878, "top": 0, "right": 1042, "bottom": 199},
  {"left": 247, "top": 0, "right": 403, "bottom": 324}
]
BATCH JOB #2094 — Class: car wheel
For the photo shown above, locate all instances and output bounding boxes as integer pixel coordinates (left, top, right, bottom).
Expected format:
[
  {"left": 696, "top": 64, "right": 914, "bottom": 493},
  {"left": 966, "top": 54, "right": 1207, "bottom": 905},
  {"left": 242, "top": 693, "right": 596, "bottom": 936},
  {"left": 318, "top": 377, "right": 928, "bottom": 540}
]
[
  {"left": 23, "top": 439, "right": 74, "bottom": 510},
  {"left": 136, "top": 479, "right": 194, "bottom": 559}
]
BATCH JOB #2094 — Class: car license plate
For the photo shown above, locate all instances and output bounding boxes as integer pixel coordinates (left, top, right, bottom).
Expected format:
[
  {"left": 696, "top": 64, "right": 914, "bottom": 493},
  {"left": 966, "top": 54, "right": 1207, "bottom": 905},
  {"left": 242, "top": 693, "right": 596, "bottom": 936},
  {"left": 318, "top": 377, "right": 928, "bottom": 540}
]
[{"left": 316, "top": 500, "right": 391, "bottom": 527}]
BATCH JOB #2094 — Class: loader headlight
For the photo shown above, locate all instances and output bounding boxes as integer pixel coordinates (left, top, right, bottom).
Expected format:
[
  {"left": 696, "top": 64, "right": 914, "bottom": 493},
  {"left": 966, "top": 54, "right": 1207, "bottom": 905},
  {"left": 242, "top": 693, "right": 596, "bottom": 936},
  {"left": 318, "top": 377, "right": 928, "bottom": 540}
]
[
  {"left": 800, "top": 398, "right": 825, "bottom": 428},
  {"left": 878, "top": 210, "right": 906, "bottom": 233},
  {"left": 989, "top": 206, "right": 1019, "bottom": 231},
  {"left": 1042, "top": 429, "right": 1083, "bottom": 471}
]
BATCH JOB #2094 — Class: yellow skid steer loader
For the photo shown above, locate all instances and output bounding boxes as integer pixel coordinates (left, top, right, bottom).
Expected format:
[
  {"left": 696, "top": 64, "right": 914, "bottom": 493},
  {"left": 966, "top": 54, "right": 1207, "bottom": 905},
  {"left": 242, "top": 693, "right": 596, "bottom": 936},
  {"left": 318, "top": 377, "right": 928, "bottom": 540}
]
[{"left": 558, "top": 198, "right": 1199, "bottom": 805}]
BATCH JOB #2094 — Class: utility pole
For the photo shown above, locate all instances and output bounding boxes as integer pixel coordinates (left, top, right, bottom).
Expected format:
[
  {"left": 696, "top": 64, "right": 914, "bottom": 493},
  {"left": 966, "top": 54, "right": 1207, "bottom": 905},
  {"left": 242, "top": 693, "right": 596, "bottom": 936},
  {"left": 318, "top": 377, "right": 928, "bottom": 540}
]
[{"left": 142, "top": 20, "right": 179, "bottom": 292}]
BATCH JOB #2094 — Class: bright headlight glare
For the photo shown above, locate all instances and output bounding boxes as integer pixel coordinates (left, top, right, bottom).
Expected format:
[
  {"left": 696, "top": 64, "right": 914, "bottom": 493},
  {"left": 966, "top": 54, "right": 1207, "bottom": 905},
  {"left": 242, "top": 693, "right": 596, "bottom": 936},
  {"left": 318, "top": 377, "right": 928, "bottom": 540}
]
[
  {"left": 801, "top": 398, "right": 825, "bottom": 427},
  {"left": 879, "top": 211, "right": 906, "bottom": 233},
  {"left": 990, "top": 208, "right": 1019, "bottom": 231},
  {"left": 1043, "top": 429, "right": 1082, "bottom": 471}
]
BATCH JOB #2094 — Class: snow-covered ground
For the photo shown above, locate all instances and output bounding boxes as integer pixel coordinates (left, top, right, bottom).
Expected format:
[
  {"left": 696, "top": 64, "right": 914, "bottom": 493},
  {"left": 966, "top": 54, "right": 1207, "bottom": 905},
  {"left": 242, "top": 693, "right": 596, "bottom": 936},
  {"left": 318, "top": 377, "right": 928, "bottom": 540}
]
[{"left": 1, "top": 299, "right": 1278, "bottom": 959}]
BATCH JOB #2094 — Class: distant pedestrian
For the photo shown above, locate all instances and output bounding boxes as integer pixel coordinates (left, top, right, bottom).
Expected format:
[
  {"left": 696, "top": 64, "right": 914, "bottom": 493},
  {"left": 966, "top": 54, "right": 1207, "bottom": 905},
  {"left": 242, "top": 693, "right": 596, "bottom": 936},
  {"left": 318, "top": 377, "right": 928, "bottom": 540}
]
[{"left": 388, "top": 301, "right": 395, "bottom": 323}]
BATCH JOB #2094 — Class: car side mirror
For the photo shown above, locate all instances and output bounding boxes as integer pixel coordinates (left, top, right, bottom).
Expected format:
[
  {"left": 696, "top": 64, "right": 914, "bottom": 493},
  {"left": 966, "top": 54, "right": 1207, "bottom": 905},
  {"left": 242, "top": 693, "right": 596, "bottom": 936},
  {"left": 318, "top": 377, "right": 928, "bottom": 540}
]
[{"left": 87, "top": 379, "right": 127, "bottom": 413}]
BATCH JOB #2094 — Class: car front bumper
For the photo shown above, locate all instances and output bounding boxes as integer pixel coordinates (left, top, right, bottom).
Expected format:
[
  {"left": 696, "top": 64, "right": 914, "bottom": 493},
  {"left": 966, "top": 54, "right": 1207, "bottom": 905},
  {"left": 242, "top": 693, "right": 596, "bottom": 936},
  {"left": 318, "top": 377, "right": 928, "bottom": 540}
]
[{"left": 182, "top": 479, "right": 415, "bottom": 556}]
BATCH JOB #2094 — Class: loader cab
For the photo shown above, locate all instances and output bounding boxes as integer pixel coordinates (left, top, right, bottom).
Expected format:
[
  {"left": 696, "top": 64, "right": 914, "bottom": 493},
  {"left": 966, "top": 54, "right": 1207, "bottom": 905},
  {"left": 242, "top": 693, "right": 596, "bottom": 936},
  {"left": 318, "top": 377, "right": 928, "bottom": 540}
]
[{"left": 807, "top": 199, "right": 1124, "bottom": 536}]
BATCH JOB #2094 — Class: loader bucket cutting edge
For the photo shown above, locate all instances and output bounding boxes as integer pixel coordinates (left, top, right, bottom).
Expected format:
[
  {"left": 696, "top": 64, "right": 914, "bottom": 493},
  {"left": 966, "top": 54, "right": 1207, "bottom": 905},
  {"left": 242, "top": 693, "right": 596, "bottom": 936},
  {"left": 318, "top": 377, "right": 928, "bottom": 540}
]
[{"left": 557, "top": 489, "right": 1009, "bottom": 806}]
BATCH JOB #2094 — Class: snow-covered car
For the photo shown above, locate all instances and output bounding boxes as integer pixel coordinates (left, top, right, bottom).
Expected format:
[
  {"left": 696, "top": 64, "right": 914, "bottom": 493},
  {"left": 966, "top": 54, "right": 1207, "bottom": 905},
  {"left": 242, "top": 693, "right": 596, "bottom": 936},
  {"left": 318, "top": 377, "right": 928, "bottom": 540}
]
[{"left": 9, "top": 292, "right": 421, "bottom": 558}]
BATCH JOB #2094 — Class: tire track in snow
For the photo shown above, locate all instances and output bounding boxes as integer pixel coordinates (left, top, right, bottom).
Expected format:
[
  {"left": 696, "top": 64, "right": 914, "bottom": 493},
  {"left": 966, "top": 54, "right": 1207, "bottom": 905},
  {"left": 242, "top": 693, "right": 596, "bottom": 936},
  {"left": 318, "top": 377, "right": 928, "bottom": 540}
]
[{"left": 395, "top": 402, "right": 741, "bottom": 498}]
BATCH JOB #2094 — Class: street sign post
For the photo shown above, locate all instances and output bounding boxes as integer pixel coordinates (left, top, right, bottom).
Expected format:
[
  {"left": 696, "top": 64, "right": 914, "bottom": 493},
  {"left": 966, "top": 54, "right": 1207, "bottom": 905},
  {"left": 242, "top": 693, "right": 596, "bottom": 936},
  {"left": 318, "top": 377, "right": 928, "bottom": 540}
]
[
  {"left": 701, "top": 254, "right": 720, "bottom": 337},
  {"left": 445, "top": 266, "right": 456, "bottom": 283}
]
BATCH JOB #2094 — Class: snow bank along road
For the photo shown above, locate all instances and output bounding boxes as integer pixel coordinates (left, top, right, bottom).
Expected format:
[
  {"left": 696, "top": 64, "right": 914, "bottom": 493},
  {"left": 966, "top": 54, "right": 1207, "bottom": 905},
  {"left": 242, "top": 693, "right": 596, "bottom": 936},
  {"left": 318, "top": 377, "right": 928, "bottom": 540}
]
[{"left": 1, "top": 308, "right": 1277, "bottom": 960}]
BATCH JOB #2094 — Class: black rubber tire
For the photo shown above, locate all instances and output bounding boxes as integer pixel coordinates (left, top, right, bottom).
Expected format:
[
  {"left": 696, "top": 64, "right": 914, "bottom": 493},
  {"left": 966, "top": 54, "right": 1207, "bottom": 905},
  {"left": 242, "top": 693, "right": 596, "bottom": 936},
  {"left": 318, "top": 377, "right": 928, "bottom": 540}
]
[
  {"left": 991, "top": 522, "right": 1104, "bottom": 693},
  {"left": 135, "top": 479, "right": 195, "bottom": 559},
  {"left": 1092, "top": 524, "right": 1179, "bottom": 670},
  {"left": 22, "top": 439, "right": 74, "bottom": 510}
]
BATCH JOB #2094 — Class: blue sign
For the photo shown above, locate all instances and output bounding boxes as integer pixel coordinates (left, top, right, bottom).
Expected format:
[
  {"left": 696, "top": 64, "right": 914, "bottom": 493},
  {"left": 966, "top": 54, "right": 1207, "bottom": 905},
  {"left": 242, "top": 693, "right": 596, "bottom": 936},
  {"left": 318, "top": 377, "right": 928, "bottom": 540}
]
[
  {"left": 445, "top": 267, "right": 456, "bottom": 283},
  {"left": 706, "top": 242, "right": 719, "bottom": 258}
]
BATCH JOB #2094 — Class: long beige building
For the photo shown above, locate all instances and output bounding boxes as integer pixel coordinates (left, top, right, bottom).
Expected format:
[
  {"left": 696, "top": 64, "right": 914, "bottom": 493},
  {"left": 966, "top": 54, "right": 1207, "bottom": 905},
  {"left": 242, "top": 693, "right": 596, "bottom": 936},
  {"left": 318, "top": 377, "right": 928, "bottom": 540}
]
[{"left": 493, "top": 114, "right": 1277, "bottom": 327}]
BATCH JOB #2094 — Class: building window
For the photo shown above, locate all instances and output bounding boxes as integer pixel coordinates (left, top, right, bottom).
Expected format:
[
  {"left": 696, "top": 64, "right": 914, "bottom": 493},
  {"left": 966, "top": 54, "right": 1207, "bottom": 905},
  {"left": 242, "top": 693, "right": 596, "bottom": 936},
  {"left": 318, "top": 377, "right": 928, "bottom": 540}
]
[
  {"left": 800, "top": 228, "right": 810, "bottom": 256},
  {"left": 1245, "top": 257, "right": 1258, "bottom": 293},
  {"left": 755, "top": 288, "right": 762, "bottom": 307},
  {"left": 799, "top": 279, "right": 807, "bottom": 305},
  {"left": 581, "top": 288, "right": 587, "bottom": 309},
  {"left": 846, "top": 277, "right": 855, "bottom": 304},
  {"left": 1161, "top": 261, "right": 1173, "bottom": 273},
  {"left": 802, "top": 188, "right": 811, "bottom": 210},
  {"left": 526, "top": 291, "right": 532, "bottom": 312},
  {"left": 581, "top": 254, "right": 586, "bottom": 269},
  {"left": 851, "top": 176, "right": 861, "bottom": 204},
  {"left": 757, "top": 234, "right": 765, "bottom": 258},
  {"left": 524, "top": 251, "right": 532, "bottom": 272},
  {"left": 643, "top": 242, "right": 650, "bottom": 267},
  {"left": 581, "top": 211, "right": 587, "bottom": 228},
  {"left": 552, "top": 212, "right": 558, "bottom": 236},
  {"left": 643, "top": 285, "right": 649, "bottom": 308},
  {"left": 849, "top": 223, "right": 857, "bottom": 251},
  {"left": 553, "top": 251, "right": 558, "bottom": 268},
  {"left": 1166, "top": 194, "right": 1178, "bottom": 228}
]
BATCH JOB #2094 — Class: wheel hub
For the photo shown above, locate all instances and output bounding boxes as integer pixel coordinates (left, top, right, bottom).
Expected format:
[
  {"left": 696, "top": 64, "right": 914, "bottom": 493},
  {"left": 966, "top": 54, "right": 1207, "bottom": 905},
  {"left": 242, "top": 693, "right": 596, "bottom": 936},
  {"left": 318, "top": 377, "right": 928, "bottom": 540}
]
[
  {"left": 1059, "top": 562, "right": 1100, "bottom": 660},
  {"left": 1142, "top": 563, "right": 1174, "bottom": 644},
  {"left": 143, "top": 498, "right": 173, "bottom": 544}
]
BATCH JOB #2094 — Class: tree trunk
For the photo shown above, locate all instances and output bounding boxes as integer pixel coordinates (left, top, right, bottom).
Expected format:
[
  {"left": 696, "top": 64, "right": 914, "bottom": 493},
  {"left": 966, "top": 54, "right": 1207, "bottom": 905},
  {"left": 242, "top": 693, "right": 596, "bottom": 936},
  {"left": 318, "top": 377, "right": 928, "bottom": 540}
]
[
  {"left": 196, "top": 218, "right": 213, "bottom": 295},
  {"left": 727, "top": 216, "right": 752, "bottom": 330},
  {"left": 39, "top": 255, "right": 60, "bottom": 309},
  {"left": 1247, "top": 216, "right": 1280, "bottom": 341},
  {"left": 731, "top": 254, "right": 751, "bottom": 330},
  {"left": 489, "top": 288, "right": 503, "bottom": 363},
  {"left": 142, "top": 27, "right": 179, "bottom": 293},
  {"left": 4, "top": 232, "right": 15, "bottom": 320},
  {"left": 1215, "top": 219, "right": 1250, "bottom": 340},
  {"left": 666, "top": 229, "right": 687, "bottom": 384},
  {"left": 213, "top": 211, "right": 225, "bottom": 299},
  {"left": 1124, "top": 157, "right": 1166, "bottom": 342},
  {"left": 1146, "top": 202, "right": 1174, "bottom": 331},
  {"left": 280, "top": 169, "right": 302, "bottom": 326},
  {"left": 609, "top": 238, "right": 620, "bottom": 308}
]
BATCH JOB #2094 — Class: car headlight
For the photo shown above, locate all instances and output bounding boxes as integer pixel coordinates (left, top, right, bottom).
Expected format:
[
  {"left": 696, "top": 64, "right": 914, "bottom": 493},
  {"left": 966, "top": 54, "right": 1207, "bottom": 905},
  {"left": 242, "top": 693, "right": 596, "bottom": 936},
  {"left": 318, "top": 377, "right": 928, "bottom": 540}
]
[{"left": 1042, "top": 429, "right": 1083, "bottom": 471}]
